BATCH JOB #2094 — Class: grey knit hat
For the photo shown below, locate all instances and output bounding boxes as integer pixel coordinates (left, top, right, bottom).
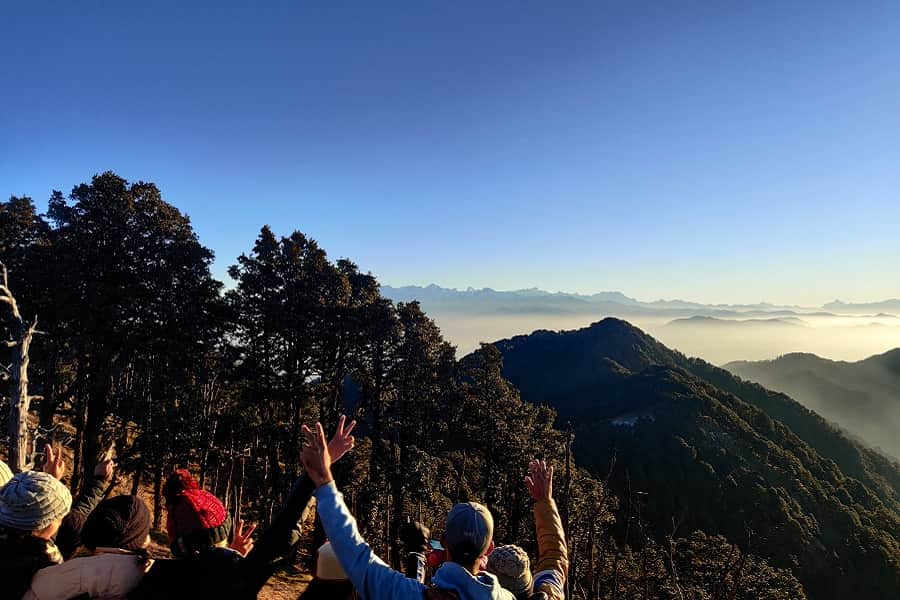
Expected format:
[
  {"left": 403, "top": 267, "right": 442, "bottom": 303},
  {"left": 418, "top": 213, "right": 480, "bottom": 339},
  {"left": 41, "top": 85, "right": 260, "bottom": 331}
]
[
  {"left": 0, "top": 460, "right": 12, "bottom": 488},
  {"left": 0, "top": 471, "right": 73, "bottom": 531},
  {"left": 487, "top": 544, "right": 533, "bottom": 595}
]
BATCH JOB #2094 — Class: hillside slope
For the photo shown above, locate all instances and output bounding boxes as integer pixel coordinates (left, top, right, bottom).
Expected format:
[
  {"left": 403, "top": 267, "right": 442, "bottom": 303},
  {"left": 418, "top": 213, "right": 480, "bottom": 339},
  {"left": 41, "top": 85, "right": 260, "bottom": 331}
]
[
  {"left": 726, "top": 350, "right": 900, "bottom": 459},
  {"left": 491, "top": 319, "right": 900, "bottom": 600}
]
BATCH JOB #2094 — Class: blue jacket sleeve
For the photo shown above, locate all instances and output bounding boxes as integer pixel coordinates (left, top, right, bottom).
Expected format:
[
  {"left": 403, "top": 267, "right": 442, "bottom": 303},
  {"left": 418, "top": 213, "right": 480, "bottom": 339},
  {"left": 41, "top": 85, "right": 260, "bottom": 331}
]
[{"left": 313, "top": 481, "right": 426, "bottom": 600}]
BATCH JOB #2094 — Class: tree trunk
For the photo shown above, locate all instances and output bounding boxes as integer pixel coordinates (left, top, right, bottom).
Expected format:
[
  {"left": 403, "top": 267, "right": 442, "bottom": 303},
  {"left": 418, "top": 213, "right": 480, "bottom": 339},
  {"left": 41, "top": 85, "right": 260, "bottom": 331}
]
[
  {"left": 153, "top": 463, "right": 164, "bottom": 530},
  {"left": 81, "top": 368, "right": 111, "bottom": 488},
  {"left": 563, "top": 428, "right": 575, "bottom": 600},
  {"left": 7, "top": 319, "right": 37, "bottom": 472},
  {"left": 1, "top": 264, "right": 39, "bottom": 473}
]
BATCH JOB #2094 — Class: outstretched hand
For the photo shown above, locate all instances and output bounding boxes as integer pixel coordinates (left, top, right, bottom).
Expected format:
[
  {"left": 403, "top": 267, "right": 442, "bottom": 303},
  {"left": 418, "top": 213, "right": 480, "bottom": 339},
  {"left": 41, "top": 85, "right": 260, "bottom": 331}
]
[
  {"left": 301, "top": 422, "right": 334, "bottom": 488},
  {"left": 94, "top": 458, "right": 116, "bottom": 481},
  {"left": 326, "top": 415, "right": 357, "bottom": 464},
  {"left": 525, "top": 459, "right": 553, "bottom": 502},
  {"left": 229, "top": 519, "right": 257, "bottom": 556},
  {"left": 43, "top": 445, "right": 66, "bottom": 481}
]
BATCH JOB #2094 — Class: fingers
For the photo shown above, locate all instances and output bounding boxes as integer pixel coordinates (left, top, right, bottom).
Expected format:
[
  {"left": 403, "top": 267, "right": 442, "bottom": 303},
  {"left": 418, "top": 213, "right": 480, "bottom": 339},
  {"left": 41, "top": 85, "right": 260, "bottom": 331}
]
[
  {"left": 301, "top": 424, "right": 315, "bottom": 446},
  {"left": 315, "top": 422, "right": 327, "bottom": 449},
  {"left": 238, "top": 520, "right": 256, "bottom": 540},
  {"left": 344, "top": 419, "right": 357, "bottom": 437},
  {"left": 236, "top": 519, "right": 257, "bottom": 538}
]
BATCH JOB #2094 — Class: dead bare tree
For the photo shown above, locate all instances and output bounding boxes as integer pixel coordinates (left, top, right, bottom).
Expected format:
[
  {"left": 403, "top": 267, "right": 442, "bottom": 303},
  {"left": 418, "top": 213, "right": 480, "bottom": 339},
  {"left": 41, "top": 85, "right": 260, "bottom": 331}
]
[{"left": 0, "top": 262, "right": 41, "bottom": 472}]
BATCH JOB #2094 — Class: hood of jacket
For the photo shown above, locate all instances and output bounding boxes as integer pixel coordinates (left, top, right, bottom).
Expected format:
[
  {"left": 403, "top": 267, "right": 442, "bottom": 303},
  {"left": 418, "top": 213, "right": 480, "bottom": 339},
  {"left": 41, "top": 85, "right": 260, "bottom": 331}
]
[{"left": 432, "top": 561, "right": 513, "bottom": 600}]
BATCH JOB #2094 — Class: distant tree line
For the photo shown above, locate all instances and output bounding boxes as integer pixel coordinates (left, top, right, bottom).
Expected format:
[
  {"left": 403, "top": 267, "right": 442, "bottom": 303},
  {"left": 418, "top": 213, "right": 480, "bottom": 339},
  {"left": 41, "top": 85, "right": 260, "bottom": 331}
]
[{"left": 1, "top": 172, "right": 804, "bottom": 599}]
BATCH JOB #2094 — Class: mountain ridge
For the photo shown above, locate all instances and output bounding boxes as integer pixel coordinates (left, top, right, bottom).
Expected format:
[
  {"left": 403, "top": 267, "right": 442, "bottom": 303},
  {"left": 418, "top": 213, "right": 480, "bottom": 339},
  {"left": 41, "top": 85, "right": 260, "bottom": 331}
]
[
  {"left": 383, "top": 283, "right": 900, "bottom": 315},
  {"left": 726, "top": 349, "right": 900, "bottom": 460},
  {"left": 483, "top": 318, "right": 900, "bottom": 600}
]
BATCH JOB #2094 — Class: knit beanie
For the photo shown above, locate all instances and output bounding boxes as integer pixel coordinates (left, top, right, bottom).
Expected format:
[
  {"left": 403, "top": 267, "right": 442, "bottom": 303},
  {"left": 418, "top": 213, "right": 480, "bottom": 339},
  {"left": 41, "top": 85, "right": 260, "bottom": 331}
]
[
  {"left": 163, "top": 469, "right": 231, "bottom": 556},
  {"left": 0, "top": 471, "right": 72, "bottom": 531},
  {"left": 82, "top": 495, "right": 151, "bottom": 551},
  {"left": 487, "top": 544, "right": 533, "bottom": 595},
  {"left": 0, "top": 460, "right": 12, "bottom": 488},
  {"left": 316, "top": 542, "right": 348, "bottom": 580}
]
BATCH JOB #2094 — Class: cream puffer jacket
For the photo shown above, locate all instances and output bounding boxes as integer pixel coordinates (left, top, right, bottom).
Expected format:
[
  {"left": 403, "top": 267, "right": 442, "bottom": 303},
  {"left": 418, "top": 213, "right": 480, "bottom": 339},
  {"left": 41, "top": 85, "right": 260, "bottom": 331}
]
[{"left": 23, "top": 548, "right": 153, "bottom": 600}]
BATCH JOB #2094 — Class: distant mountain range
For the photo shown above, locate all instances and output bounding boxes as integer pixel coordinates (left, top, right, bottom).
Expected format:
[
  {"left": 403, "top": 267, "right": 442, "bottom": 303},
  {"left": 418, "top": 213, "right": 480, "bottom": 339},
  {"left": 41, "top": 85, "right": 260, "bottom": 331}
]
[
  {"left": 382, "top": 284, "right": 899, "bottom": 318},
  {"left": 664, "top": 315, "right": 808, "bottom": 328},
  {"left": 824, "top": 299, "right": 900, "bottom": 313},
  {"left": 726, "top": 350, "right": 900, "bottom": 459},
  {"left": 482, "top": 319, "right": 900, "bottom": 600}
]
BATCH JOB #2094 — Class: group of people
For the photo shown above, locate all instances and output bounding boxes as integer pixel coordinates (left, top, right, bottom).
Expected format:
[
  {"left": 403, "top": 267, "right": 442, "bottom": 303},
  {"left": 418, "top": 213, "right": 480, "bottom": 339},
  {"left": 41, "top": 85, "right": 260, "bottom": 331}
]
[{"left": 0, "top": 416, "right": 567, "bottom": 600}]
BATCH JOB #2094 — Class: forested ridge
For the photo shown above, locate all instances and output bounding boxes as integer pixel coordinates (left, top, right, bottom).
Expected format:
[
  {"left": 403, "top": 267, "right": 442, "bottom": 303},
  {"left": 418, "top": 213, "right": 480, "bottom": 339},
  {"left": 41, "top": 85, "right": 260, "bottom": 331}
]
[
  {"left": 5, "top": 171, "right": 892, "bottom": 598},
  {"left": 494, "top": 321, "right": 900, "bottom": 599},
  {"left": 726, "top": 351, "right": 900, "bottom": 460}
]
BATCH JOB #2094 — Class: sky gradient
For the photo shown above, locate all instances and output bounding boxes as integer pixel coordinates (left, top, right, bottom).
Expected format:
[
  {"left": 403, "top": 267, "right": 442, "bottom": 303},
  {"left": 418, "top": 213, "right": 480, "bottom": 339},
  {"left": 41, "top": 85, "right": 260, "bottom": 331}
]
[{"left": 3, "top": 1, "right": 899, "bottom": 306}]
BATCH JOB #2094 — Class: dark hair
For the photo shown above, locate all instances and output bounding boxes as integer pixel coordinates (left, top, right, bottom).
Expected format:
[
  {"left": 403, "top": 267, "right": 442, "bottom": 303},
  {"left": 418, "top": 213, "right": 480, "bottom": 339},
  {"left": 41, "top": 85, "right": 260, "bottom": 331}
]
[{"left": 82, "top": 495, "right": 152, "bottom": 565}]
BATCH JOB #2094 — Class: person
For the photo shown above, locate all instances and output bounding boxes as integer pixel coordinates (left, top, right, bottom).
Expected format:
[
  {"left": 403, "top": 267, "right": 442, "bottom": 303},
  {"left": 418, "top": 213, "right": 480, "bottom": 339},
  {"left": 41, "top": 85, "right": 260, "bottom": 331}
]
[
  {"left": 485, "top": 460, "right": 567, "bottom": 600},
  {"left": 56, "top": 454, "right": 117, "bottom": 559},
  {"left": 0, "top": 469, "right": 73, "bottom": 600},
  {"left": 128, "top": 416, "right": 356, "bottom": 600},
  {"left": 0, "top": 445, "right": 113, "bottom": 600},
  {"left": 300, "top": 420, "right": 517, "bottom": 600},
  {"left": 24, "top": 494, "right": 154, "bottom": 600},
  {"left": 296, "top": 541, "right": 358, "bottom": 600}
]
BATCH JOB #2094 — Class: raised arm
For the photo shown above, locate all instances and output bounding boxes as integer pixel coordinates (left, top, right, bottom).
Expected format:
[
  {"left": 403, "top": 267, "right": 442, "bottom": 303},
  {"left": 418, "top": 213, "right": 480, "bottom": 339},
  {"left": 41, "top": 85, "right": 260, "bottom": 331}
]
[
  {"left": 302, "top": 421, "right": 425, "bottom": 600},
  {"left": 526, "top": 459, "right": 568, "bottom": 600},
  {"left": 241, "top": 416, "right": 359, "bottom": 592},
  {"left": 56, "top": 455, "right": 115, "bottom": 559}
]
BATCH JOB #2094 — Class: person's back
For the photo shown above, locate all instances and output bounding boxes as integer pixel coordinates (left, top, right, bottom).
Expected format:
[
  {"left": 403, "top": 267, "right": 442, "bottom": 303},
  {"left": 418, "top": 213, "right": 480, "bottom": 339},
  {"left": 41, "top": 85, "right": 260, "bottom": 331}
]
[
  {"left": 131, "top": 417, "right": 358, "bottom": 600},
  {"left": 126, "top": 470, "right": 259, "bottom": 600},
  {"left": 128, "top": 546, "right": 248, "bottom": 600},
  {"left": 25, "top": 494, "right": 154, "bottom": 600},
  {"left": 0, "top": 470, "right": 72, "bottom": 600}
]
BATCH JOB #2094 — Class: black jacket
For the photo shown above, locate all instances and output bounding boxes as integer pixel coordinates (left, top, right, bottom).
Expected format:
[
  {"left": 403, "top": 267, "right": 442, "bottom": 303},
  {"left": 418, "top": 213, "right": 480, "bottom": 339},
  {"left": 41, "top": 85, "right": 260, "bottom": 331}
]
[
  {"left": 57, "top": 476, "right": 108, "bottom": 559},
  {"left": 0, "top": 530, "right": 61, "bottom": 600},
  {"left": 129, "top": 473, "right": 315, "bottom": 600},
  {"left": 0, "top": 475, "right": 107, "bottom": 600}
]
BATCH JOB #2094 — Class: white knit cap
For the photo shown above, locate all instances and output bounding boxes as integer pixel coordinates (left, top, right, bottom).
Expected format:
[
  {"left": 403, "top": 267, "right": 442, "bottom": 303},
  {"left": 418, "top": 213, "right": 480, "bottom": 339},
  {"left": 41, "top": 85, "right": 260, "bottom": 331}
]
[
  {"left": 316, "top": 542, "right": 348, "bottom": 581},
  {"left": 0, "top": 471, "right": 73, "bottom": 531},
  {"left": 0, "top": 460, "right": 13, "bottom": 488}
]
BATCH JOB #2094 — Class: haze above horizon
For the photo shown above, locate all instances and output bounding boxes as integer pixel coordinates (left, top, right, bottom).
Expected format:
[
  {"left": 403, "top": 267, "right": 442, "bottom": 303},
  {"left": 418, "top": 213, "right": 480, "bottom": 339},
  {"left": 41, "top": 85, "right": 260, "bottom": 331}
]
[{"left": 3, "top": 2, "right": 899, "bottom": 306}]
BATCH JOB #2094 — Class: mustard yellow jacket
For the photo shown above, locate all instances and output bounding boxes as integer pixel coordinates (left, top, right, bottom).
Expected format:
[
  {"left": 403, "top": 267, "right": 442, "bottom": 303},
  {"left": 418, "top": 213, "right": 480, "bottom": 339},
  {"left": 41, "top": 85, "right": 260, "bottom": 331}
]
[{"left": 532, "top": 498, "right": 568, "bottom": 600}]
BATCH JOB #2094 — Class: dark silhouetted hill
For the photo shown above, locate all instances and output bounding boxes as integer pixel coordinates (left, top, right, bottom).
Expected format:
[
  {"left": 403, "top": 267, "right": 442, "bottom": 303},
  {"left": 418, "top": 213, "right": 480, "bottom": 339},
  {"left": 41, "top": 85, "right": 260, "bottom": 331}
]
[{"left": 489, "top": 319, "right": 900, "bottom": 600}]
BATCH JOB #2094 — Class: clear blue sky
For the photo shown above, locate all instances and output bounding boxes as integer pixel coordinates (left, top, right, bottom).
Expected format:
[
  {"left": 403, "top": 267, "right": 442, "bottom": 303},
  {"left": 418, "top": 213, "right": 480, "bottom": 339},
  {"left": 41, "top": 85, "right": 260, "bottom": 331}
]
[{"left": 2, "top": 1, "right": 899, "bottom": 305}]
